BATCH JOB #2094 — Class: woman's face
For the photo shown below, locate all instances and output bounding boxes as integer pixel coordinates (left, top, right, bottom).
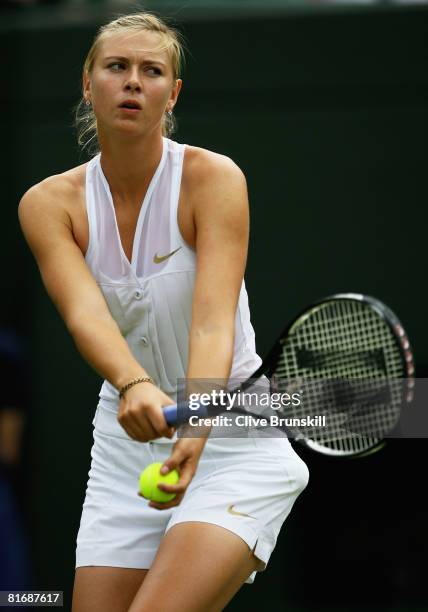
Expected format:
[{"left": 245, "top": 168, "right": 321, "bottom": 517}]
[{"left": 84, "top": 30, "right": 181, "bottom": 139}]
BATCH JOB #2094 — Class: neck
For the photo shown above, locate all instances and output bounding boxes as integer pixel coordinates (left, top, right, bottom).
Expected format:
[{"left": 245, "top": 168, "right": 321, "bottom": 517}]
[{"left": 98, "top": 130, "right": 164, "bottom": 203}]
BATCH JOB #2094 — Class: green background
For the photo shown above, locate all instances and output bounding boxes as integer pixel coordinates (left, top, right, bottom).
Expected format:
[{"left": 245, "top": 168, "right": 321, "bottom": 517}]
[{"left": 3, "top": 3, "right": 427, "bottom": 609}]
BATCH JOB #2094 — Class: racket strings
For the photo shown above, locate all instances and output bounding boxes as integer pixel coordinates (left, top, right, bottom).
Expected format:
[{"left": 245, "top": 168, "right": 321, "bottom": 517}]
[{"left": 274, "top": 299, "right": 405, "bottom": 455}]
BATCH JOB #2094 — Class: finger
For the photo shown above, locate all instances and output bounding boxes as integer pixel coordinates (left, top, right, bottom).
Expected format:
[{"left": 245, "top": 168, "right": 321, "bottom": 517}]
[
  {"left": 158, "top": 482, "right": 187, "bottom": 495},
  {"left": 159, "top": 443, "right": 187, "bottom": 474},
  {"left": 138, "top": 489, "right": 184, "bottom": 509},
  {"left": 162, "top": 425, "right": 176, "bottom": 440},
  {"left": 118, "top": 409, "right": 150, "bottom": 441},
  {"left": 118, "top": 419, "right": 142, "bottom": 441},
  {"left": 146, "top": 405, "right": 175, "bottom": 439},
  {"left": 120, "top": 411, "right": 173, "bottom": 442},
  {"left": 157, "top": 462, "right": 194, "bottom": 499},
  {"left": 137, "top": 488, "right": 181, "bottom": 504},
  {"left": 129, "top": 412, "right": 157, "bottom": 441},
  {"left": 148, "top": 493, "right": 184, "bottom": 510},
  {"left": 158, "top": 465, "right": 194, "bottom": 495}
]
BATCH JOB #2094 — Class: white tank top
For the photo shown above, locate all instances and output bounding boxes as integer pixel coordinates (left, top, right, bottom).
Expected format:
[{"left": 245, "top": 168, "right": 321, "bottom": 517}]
[{"left": 85, "top": 137, "right": 262, "bottom": 439}]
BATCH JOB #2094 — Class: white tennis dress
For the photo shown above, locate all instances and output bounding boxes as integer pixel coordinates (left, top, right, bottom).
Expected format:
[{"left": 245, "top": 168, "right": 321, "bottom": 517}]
[{"left": 76, "top": 137, "right": 309, "bottom": 583}]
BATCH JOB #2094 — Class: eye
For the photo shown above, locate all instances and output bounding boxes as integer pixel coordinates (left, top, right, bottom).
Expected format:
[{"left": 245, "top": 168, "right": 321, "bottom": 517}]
[
  {"left": 146, "top": 66, "right": 162, "bottom": 76},
  {"left": 108, "top": 62, "right": 125, "bottom": 71}
]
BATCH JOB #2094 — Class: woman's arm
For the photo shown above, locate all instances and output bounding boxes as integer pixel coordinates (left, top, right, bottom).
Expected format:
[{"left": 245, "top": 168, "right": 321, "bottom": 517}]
[
  {"left": 151, "top": 150, "right": 250, "bottom": 509},
  {"left": 187, "top": 150, "right": 249, "bottom": 383},
  {"left": 18, "top": 178, "right": 174, "bottom": 440}
]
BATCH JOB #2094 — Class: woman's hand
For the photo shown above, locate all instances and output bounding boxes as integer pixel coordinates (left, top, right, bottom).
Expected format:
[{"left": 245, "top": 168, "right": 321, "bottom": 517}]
[
  {"left": 118, "top": 382, "right": 176, "bottom": 441},
  {"left": 143, "top": 436, "right": 208, "bottom": 510}
]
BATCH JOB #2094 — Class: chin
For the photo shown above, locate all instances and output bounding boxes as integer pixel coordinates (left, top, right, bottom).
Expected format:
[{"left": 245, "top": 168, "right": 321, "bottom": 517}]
[
  {"left": 118, "top": 124, "right": 150, "bottom": 140},
  {"left": 115, "top": 120, "right": 146, "bottom": 133}
]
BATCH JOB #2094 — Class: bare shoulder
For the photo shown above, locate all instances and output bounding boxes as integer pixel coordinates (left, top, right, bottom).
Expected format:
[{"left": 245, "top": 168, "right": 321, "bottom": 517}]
[
  {"left": 182, "top": 145, "right": 247, "bottom": 190},
  {"left": 180, "top": 145, "right": 249, "bottom": 248},
  {"left": 18, "top": 163, "right": 87, "bottom": 221}
]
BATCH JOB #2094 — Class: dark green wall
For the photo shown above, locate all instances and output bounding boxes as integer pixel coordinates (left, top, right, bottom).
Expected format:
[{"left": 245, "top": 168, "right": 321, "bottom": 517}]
[{"left": 4, "top": 5, "right": 427, "bottom": 609}]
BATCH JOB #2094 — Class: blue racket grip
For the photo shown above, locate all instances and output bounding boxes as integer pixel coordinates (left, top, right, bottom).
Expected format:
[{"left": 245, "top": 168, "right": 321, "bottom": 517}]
[{"left": 163, "top": 402, "right": 209, "bottom": 426}]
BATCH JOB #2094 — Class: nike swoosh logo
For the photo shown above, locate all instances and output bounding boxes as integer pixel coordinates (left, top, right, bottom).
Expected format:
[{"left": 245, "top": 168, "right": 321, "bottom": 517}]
[
  {"left": 153, "top": 246, "right": 182, "bottom": 264},
  {"left": 227, "top": 504, "right": 256, "bottom": 519}
]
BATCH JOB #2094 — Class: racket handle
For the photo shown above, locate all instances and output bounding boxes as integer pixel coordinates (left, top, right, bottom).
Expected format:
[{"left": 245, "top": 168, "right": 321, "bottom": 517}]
[
  {"left": 163, "top": 404, "right": 179, "bottom": 426},
  {"left": 163, "top": 402, "right": 209, "bottom": 426}
]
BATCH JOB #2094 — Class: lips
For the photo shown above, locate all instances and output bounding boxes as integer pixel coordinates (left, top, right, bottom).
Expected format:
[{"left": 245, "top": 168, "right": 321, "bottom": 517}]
[{"left": 119, "top": 99, "right": 142, "bottom": 110}]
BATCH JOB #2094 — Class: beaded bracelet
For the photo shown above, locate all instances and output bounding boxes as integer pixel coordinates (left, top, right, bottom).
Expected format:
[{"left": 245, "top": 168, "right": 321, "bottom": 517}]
[{"left": 118, "top": 376, "right": 154, "bottom": 399}]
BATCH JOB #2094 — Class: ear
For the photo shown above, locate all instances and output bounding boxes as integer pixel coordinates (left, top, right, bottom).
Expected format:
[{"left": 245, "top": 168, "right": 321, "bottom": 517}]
[
  {"left": 82, "top": 69, "right": 91, "bottom": 103},
  {"left": 169, "top": 78, "right": 182, "bottom": 110}
]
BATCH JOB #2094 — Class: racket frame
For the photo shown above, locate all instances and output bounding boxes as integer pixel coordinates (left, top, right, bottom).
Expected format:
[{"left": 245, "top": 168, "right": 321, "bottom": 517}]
[{"left": 164, "top": 293, "right": 414, "bottom": 458}]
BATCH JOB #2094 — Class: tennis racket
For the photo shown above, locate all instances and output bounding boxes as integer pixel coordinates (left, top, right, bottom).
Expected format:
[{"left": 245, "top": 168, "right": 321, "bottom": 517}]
[{"left": 163, "top": 293, "right": 414, "bottom": 457}]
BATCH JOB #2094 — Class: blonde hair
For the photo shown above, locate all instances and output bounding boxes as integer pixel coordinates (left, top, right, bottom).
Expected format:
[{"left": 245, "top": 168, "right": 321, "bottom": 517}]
[{"left": 74, "top": 11, "right": 185, "bottom": 156}]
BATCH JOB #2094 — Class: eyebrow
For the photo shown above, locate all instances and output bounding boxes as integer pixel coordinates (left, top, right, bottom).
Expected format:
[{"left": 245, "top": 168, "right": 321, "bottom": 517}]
[{"left": 104, "top": 56, "right": 166, "bottom": 67}]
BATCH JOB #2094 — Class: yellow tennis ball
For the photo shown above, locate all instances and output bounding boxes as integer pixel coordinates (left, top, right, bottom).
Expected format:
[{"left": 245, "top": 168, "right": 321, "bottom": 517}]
[{"left": 139, "top": 462, "right": 179, "bottom": 502}]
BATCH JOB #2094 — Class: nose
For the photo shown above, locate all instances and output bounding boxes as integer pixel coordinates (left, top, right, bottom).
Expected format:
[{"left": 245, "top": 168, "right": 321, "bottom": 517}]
[{"left": 124, "top": 67, "right": 141, "bottom": 93}]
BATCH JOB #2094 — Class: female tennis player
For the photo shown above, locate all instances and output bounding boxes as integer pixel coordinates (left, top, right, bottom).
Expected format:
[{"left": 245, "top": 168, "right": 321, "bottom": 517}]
[{"left": 18, "top": 12, "right": 309, "bottom": 612}]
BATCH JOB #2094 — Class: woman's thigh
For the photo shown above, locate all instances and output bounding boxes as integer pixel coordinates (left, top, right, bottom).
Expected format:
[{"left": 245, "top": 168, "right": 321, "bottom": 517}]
[
  {"left": 128, "top": 522, "right": 259, "bottom": 612},
  {"left": 72, "top": 567, "right": 148, "bottom": 612}
]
